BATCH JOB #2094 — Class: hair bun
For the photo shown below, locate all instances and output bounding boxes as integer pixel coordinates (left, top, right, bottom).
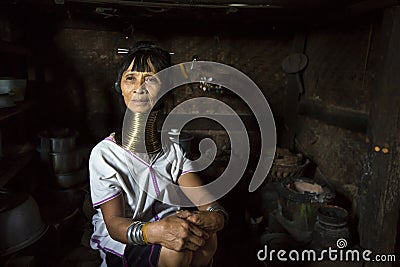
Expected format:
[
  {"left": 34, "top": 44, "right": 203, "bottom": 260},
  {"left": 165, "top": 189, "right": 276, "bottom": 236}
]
[{"left": 130, "top": 41, "right": 160, "bottom": 53}]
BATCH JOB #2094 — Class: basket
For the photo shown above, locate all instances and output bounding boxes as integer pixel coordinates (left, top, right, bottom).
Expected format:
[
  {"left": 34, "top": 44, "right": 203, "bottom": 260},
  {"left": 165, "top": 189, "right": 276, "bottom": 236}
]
[
  {"left": 267, "top": 147, "right": 309, "bottom": 182},
  {"left": 268, "top": 159, "right": 310, "bottom": 182},
  {"left": 273, "top": 147, "right": 303, "bottom": 165}
]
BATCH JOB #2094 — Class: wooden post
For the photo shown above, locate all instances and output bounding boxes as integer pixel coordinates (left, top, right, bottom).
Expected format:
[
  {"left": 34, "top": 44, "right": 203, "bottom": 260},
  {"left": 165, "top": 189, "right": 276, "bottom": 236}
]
[{"left": 358, "top": 6, "right": 400, "bottom": 264}]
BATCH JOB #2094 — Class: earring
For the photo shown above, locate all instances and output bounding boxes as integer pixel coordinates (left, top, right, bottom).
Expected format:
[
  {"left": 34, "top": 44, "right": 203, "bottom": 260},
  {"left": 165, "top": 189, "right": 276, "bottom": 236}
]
[{"left": 115, "top": 82, "right": 122, "bottom": 93}]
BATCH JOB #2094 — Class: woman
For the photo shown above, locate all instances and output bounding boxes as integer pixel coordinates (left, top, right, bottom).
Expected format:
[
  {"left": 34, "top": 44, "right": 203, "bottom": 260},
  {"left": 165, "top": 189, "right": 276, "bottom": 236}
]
[{"left": 89, "top": 42, "right": 227, "bottom": 267}]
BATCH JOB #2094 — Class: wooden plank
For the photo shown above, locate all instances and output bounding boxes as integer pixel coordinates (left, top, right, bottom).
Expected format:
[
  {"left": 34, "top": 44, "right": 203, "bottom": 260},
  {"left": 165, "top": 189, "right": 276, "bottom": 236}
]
[{"left": 358, "top": 6, "right": 400, "bottom": 263}]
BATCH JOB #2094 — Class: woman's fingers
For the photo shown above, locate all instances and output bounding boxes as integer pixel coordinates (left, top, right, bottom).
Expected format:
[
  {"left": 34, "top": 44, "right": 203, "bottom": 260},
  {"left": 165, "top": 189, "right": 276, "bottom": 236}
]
[
  {"left": 186, "top": 213, "right": 202, "bottom": 225},
  {"left": 185, "top": 231, "right": 205, "bottom": 248},
  {"left": 184, "top": 241, "right": 201, "bottom": 251},
  {"left": 189, "top": 223, "right": 209, "bottom": 239},
  {"left": 175, "top": 210, "right": 193, "bottom": 219},
  {"left": 159, "top": 211, "right": 214, "bottom": 252}
]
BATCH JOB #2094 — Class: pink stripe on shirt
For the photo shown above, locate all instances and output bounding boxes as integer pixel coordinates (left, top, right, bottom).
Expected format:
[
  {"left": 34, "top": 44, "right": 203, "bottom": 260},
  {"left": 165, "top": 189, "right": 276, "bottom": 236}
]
[{"left": 92, "top": 190, "right": 122, "bottom": 207}]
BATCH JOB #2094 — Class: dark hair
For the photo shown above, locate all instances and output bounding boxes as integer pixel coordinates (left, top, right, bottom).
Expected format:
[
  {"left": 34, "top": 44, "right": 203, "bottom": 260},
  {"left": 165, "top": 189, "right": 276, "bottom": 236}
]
[{"left": 116, "top": 41, "right": 171, "bottom": 86}]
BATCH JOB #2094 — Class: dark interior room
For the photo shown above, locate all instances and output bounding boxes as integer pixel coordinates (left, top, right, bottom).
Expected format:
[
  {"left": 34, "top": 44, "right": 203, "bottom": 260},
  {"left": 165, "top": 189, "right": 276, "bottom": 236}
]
[{"left": 0, "top": 0, "right": 399, "bottom": 266}]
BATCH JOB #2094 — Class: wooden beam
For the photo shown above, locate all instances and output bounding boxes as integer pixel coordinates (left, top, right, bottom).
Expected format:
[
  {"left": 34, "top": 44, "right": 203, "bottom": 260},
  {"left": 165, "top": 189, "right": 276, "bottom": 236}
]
[
  {"left": 67, "top": 0, "right": 284, "bottom": 9},
  {"left": 345, "top": 0, "right": 399, "bottom": 16},
  {"left": 347, "top": 0, "right": 399, "bottom": 10},
  {"left": 358, "top": 6, "right": 400, "bottom": 264},
  {"left": 281, "top": 32, "right": 307, "bottom": 150},
  {"left": 297, "top": 99, "right": 368, "bottom": 133}
]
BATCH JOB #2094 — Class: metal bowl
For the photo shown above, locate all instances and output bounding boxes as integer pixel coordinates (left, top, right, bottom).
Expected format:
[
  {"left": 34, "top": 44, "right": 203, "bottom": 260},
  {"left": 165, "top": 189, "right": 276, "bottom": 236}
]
[
  {"left": 38, "top": 128, "right": 78, "bottom": 153},
  {"left": 0, "top": 190, "right": 48, "bottom": 256}
]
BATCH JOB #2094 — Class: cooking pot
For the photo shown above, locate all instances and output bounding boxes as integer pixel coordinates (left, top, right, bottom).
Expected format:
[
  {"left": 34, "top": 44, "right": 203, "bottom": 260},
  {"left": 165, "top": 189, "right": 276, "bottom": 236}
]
[
  {"left": 37, "top": 186, "right": 86, "bottom": 220},
  {"left": 38, "top": 128, "right": 78, "bottom": 153},
  {"left": 0, "top": 78, "right": 27, "bottom": 102},
  {"left": 312, "top": 205, "right": 350, "bottom": 249},
  {"left": 0, "top": 189, "right": 48, "bottom": 256},
  {"left": 0, "top": 94, "right": 15, "bottom": 108},
  {"left": 54, "top": 166, "right": 88, "bottom": 189},
  {"left": 0, "top": 78, "right": 26, "bottom": 95},
  {"left": 277, "top": 177, "right": 334, "bottom": 231},
  {"left": 39, "top": 149, "right": 85, "bottom": 174}
]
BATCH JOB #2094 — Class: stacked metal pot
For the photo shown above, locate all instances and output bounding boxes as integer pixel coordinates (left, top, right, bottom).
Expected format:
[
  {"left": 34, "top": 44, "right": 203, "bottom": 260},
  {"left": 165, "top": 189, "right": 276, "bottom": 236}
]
[
  {"left": 34, "top": 128, "right": 88, "bottom": 259},
  {"left": 37, "top": 128, "right": 87, "bottom": 188}
]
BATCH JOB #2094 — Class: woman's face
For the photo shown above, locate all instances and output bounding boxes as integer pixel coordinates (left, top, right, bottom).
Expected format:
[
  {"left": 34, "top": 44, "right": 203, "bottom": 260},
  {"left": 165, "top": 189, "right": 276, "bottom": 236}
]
[{"left": 120, "top": 60, "right": 161, "bottom": 113}]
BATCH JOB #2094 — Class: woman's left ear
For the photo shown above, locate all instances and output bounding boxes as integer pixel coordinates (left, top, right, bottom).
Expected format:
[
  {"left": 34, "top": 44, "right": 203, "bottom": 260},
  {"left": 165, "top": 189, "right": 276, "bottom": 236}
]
[{"left": 115, "top": 82, "right": 122, "bottom": 93}]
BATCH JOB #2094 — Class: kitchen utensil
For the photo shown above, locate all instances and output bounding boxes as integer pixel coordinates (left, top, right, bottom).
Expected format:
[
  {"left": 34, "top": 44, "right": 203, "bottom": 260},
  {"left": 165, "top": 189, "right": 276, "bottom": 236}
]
[
  {"left": 54, "top": 166, "right": 88, "bottom": 189},
  {"left": 312, "top": 205, "right": 350, "bottom": 249},
  {"left": 0, "top": 78, "right": 26, "bottom": 95},
  {"left": 0, "top": 94, "right": 15, "bottom": 108},
  {"left": 0, "top": 189, "right": 48, "bottom": 256},
  {"left": 36, "top": 186, "right": 86, "bottom": 218},
  {"left": 277, "top": 177, "right": 334, "bottom": 231},
  {"left": 267, "top": 147, "right": 309, "bottom": 182},
  {"left": 38, "top": 128, "right": 78, "bottom": 153},
  {"left": 282, "top": 53, "right": 308, "bottom": 94},
  {"left": 38, "top": 149, "right": 85, "bottom": 174}
]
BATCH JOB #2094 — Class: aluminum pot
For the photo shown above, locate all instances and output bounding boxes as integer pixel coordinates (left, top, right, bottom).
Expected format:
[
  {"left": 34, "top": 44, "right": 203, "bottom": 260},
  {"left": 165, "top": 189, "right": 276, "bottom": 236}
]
[
  {"left": 0, "top": 94, "right": 15, "bottom": 108},
  {"left": 37, "top": 187, "right": 86, "bottom": 220},
  {"left": 38, "top": 128, "right": 78, "bottom": 153},
  {"left": 35, "top": 186, "right": 86, "bottom": 249},
  {"left": 39, "top": 149, "right": 85, "bottom": 174},
  {"left": 0, "top": 190, "right": 48, "bottom": 257},
  {"left": 0, "top": 78, "right": 26, "bottom": 95},
  {"left": 54, "top": 166, "right": 88, "bottom": 189},
  {"left": 40, "top": 202, "right": 84, "bottom": 251}
]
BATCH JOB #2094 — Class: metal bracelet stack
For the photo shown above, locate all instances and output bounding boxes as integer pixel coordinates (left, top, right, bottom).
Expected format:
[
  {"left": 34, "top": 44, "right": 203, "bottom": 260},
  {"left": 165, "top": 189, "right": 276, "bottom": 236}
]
[
  {"left": 206, "top": 204, "right": 229, "bottom": 225},
  {"left": 126, "top": 221, "right": 146, "bottom": 245}
]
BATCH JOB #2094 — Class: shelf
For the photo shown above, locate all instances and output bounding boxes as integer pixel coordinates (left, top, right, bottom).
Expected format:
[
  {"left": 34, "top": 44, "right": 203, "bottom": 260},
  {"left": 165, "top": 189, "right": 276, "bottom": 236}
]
[
  {"left": 0, "top": 101, "right": 31, "bottom": 123},
  {"left": 0, "top": 152, "right": 34, "bottom": 187}
]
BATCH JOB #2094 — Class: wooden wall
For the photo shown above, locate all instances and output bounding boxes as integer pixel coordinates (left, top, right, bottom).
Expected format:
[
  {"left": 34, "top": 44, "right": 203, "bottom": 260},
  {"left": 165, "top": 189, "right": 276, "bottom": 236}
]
[{"left": 1, "top": 3, "right": 398, "bottom": 257}]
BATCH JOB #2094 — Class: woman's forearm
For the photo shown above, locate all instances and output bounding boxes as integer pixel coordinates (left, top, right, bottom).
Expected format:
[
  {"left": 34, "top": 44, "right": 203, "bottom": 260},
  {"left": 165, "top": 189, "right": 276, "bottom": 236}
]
[
  {"left": 104, "top": 216, "right": 136, "bottom": 244},
  {"left": 105, "top": 215, "right": 164, "bottom": 245}
]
